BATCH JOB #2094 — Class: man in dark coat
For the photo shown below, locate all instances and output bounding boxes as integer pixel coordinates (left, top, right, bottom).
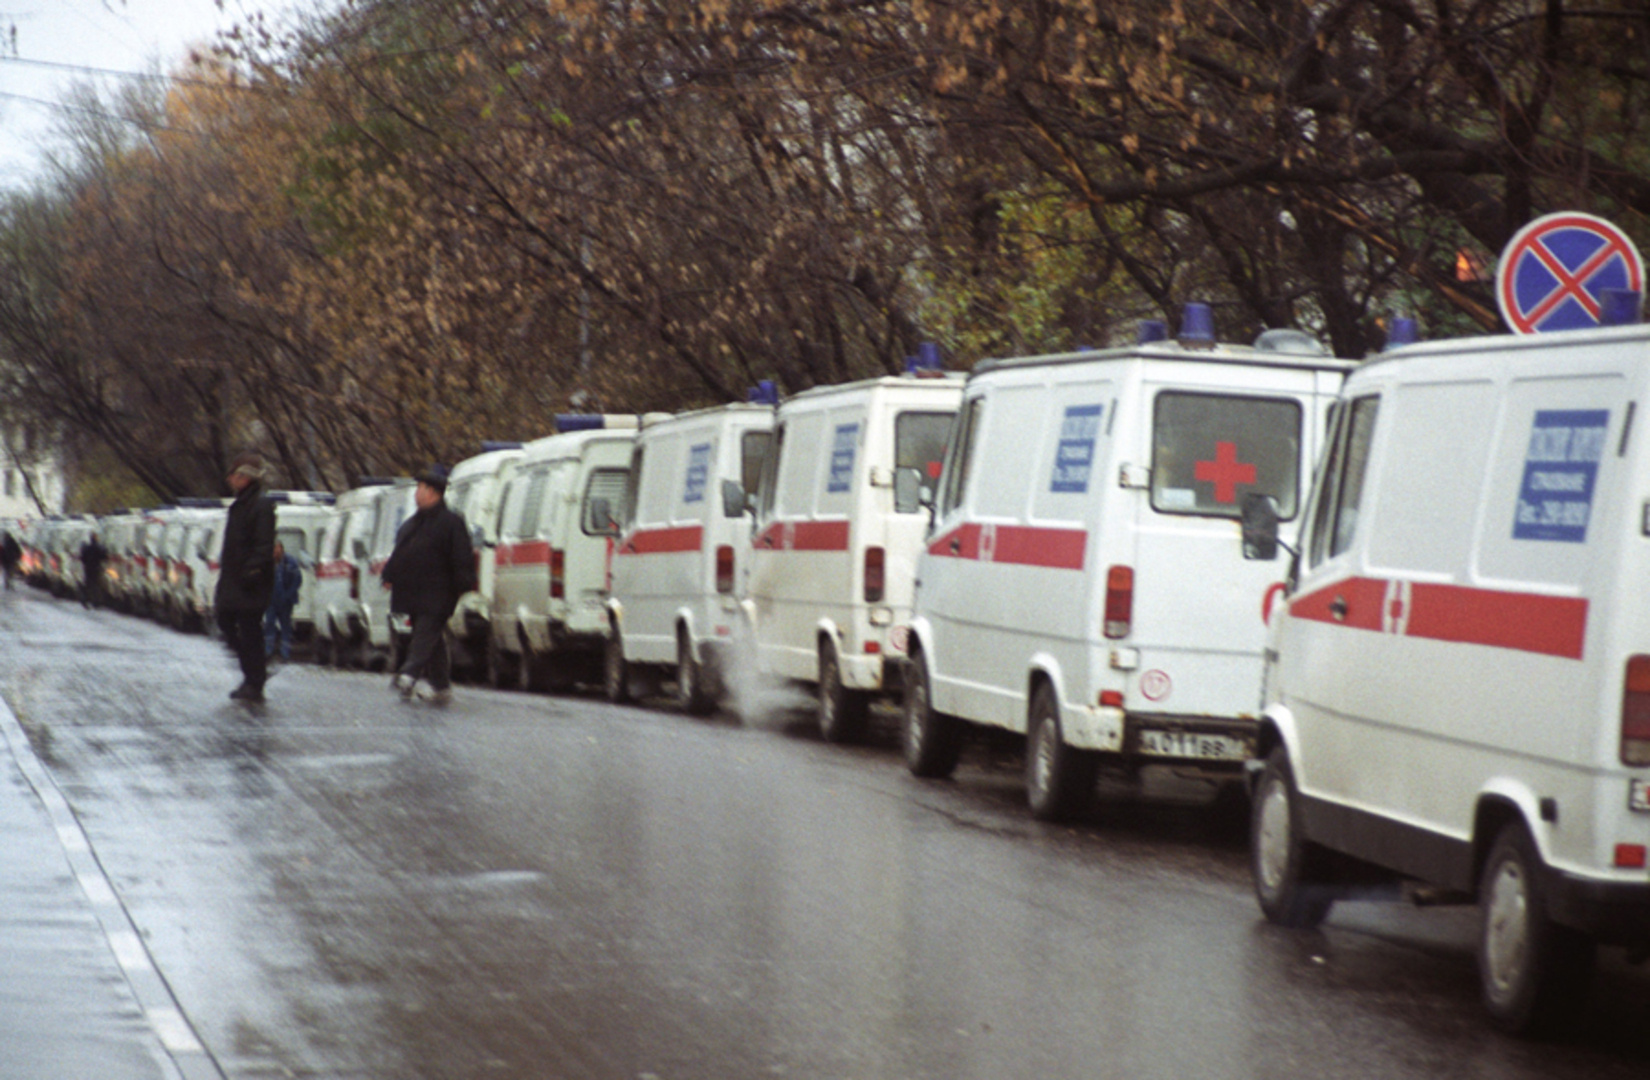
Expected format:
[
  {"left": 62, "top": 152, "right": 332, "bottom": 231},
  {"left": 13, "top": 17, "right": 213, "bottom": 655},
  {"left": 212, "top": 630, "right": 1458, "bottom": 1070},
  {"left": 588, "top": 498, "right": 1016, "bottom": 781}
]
[
  {"left": 381, "top": 466, "right": 476, "bottom": 704},
  {"left": 216, "top": 452, "right": 277, "bottom": 702},
  {"left": 0, "top": 530, "right": 20, "bottom": 590},
  {"left": 78, "top": 532, "right": 108, "bottom": 608}
]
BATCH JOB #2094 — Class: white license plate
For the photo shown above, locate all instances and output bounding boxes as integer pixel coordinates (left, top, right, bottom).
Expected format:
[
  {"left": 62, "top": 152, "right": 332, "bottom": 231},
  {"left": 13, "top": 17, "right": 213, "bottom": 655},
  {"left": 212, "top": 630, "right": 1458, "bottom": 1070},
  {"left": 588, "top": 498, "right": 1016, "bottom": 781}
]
[
  {"left": 1138, "top": 729, "right": 1247, "bottom": 761},
  {"left": 1631, "top": 779, "right": 1650, "bottom": 813},
  {"left": 390, "top": 613, "right": 412, "bottom": 634}
]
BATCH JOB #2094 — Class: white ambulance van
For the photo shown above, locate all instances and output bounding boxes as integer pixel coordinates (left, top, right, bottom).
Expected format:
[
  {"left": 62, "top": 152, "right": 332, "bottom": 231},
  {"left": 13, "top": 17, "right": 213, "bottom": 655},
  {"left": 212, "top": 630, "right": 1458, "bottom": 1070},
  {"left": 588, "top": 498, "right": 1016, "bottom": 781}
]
[
  {"left": 490, "top": 418, "right": 637, "bottom": 691},
  {"left": 441, "top": 443, "right": 526, "bottom": 679},
  {"left": 312, "top": 479, "right": 399, "bottom": 668},
  {"left": 902, "top": 312, "right": 1351, "bottom": 822},
  {"left": 159, "top": 499, "right": 228, "bottom": 630},
  {"left": 744, "top": 361, "right": 963, "bottom": 739},
  {"left": 1248, "top": 319, "right": 1650, "bottom": 1035},
  {"left": 364, "top": 480, "right": 419, "bottom": 670},
  {"left": 603, "top": 396, "right": 775, "bottom": 712},
  {"left": 176, "top": 504, "right": 228, "bottom": 633}
]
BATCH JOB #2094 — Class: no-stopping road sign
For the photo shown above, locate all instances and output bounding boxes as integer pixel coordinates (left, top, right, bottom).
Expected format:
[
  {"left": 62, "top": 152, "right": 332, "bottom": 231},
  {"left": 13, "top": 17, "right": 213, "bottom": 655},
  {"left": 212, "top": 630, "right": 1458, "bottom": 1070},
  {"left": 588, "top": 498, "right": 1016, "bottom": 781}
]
[{"left": 1496, "top": 212, "right": 1644, "bottom": 334}]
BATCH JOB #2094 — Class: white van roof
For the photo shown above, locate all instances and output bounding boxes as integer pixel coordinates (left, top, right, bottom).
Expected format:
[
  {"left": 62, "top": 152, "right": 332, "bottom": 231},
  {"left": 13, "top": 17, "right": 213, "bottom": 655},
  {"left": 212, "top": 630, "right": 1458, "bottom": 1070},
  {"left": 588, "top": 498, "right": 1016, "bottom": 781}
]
[
  {"left": 448, "top": 446, "right": 526, "bottom": 480},
  {"left": 974, "top": 338, "right": 1356, "bottom": 377},
  {"left": 1354, "top": 320, "right": 1650, "bottom": 372},
  {"left": 517, "top": 427, "right": 636, "bottom": 465},
  {"left": 777, "top": 371, "right": 967, "bottom": 408},
  {"left": 638, "top": 401, "right": 774, "bottom": 435}
]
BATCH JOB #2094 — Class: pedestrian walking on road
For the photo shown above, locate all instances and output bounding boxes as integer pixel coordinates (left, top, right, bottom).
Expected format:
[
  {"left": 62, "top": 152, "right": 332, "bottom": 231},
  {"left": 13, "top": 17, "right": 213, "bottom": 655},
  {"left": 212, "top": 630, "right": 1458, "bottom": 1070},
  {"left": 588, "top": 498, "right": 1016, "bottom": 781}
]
[
  {"left": 78, "top": 532, "right": 108, "bottom": 608},
  {"left": 264, "top": 540, "right": 301, "bottom": 663},
  {"left": 0, "top": 530, "right": 19, "bottom": 590},
  {"left": 381, "top": 466, "right": 475, "bottom": 705},
  {"left": 216, "top": 452, "right": 276, "bottom": 702}
]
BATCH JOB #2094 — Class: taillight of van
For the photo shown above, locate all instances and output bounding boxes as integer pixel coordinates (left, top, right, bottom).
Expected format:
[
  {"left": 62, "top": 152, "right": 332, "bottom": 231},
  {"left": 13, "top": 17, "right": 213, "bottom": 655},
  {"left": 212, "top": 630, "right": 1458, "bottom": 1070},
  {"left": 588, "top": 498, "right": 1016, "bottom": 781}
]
[
  {"left": 550, "top": 548, "right": 566, "bottom": 600},
  {"left": 715, "top": 545, "right": 735, "bottom": 594},
  {"left": 1103, "top": 564, "right": 1133, "bottom": 639},
  {"left": 1621, "top": 655, "right": 1650, "bottom": 765},
  {"left": 864, "top": 546, "right": 886, "bottom": 603}
]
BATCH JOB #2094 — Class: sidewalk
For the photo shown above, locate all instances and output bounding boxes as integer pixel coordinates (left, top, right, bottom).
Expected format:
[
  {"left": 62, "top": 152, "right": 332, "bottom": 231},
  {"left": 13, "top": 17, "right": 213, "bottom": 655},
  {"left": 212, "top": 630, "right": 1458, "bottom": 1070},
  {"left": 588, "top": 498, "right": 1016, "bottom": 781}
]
[{"left": 0, "top": 692, "right": 217, "bottom": 1080}]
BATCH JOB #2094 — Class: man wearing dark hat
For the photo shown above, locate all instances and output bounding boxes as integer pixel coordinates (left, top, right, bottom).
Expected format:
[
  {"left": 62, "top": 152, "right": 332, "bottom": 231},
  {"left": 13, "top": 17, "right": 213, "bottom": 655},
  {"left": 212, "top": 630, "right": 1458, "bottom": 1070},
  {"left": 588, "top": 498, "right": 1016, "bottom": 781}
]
[
  {"left": 381, "top": 465, "right": 475, "bottom": 704},
  {"left": 217, "top": 451, "right": 277, "bottom": 701}
]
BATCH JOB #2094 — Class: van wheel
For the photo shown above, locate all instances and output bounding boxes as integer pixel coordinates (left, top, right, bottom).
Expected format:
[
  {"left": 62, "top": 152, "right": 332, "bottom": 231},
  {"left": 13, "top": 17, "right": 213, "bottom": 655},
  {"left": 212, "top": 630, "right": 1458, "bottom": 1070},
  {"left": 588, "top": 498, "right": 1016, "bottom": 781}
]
[
  {"left": 1478, "top": 823, "right": 1596, "bottom": 1035},
  {"left": 1251, "top": 747, "right": 1334, "bottom": 929},
  {"left": 677, "top": 632, "right": 715, "bottom": 716},
  {"left": 1025, "top": 682, "right": 1097, "bottom": 822},
  {"left": 313, "top": 633, "right": 333, "bottom": 667},
  {"left": 903, "top": 649, "right": 962, "bottom": 778},
  {"left": 818, "top": 641, "right": 869, "bottom": 743},
  {"left": 604, "top": 631, "right": 632, "bottom": 704}
]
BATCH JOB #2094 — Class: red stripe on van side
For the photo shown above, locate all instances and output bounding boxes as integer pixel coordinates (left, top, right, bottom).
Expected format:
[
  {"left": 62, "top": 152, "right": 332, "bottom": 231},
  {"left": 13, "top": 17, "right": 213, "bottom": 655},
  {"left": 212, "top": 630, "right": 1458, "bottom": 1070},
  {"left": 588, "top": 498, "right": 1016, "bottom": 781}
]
[
  {"left": 1288, "top": 576, "right": 1588, "bottom": 660},
  {"left": 315, "top": 561, "right": 352, "bottom": 580},
  {"left": 497, "top": 541, "right": 551, "bottom": 568},
  {"left": 927, "top": 523, "right": 1086, "bottom": 570},
  {"left": 754, "top": 520, "right": 851, "bottom": 552},
  {"left": 618, "top": 525, "right": 704, "bottom": 555}
]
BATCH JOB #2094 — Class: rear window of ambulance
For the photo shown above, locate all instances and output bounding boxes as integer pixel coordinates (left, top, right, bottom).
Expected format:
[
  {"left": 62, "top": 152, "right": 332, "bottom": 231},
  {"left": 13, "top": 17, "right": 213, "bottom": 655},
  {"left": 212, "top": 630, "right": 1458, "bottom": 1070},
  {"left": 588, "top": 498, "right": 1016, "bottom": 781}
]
[
  {"left": 896, "top": 411, "right": 954, "bottom": 512},
  {"left": 1150, "top": 392, "right": 1302, "bottom": 519}
]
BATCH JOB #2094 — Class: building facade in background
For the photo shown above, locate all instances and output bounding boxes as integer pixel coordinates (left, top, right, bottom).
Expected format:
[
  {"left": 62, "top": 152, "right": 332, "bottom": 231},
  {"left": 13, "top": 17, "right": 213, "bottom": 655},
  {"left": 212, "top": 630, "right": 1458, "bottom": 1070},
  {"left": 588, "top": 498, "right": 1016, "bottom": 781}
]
[{"left": 0, "top": 424, "right": 67, "bottom": 519}]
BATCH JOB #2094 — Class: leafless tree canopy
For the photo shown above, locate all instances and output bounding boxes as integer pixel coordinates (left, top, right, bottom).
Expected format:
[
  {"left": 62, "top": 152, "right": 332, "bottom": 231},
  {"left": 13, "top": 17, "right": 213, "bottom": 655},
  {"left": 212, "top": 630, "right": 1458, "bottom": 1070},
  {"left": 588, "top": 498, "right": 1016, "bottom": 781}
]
[{"left": 0, "top": 0, "right": 1645, "bottom": 501}]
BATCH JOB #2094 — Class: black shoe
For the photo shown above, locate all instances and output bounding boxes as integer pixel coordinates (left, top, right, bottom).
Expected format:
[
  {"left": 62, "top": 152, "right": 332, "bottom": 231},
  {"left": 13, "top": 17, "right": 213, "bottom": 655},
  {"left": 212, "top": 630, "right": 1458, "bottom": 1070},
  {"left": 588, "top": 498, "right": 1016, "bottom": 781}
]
[{"left": 229, "top": 682, "right": 265, "bottom": 702}]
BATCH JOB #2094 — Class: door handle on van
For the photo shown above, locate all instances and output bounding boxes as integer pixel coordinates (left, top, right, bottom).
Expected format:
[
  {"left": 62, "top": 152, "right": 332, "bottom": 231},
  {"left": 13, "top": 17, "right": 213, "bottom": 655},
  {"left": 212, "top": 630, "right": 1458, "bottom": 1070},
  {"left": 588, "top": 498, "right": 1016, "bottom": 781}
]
[{"left": 1329, "top": 595, "right": 1348, "bottom": 621}]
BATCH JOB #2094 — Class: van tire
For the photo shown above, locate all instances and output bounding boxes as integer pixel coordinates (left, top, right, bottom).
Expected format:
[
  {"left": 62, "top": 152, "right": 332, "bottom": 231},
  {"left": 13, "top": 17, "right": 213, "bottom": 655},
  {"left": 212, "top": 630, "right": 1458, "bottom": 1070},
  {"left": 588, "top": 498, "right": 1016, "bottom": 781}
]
[
  {"left": 1025, "top": 683, "right": 1097, "bottom": 822},
  {"left": 903, "top": 649, "right": 962, "bottom": 779},
  {"left": 313, "top": 633, "right": 333, "bottom": 667},
  {"left": 604, "top": 631, "right": 633, "bottom": 704},
  {"left": 818, "top": 641, "right": 869, "bottom": 743},
  {"left": 677, "top": 632, "right": 715, "bottom": 716},
  {"left": 1251, "top": 747, "right": 1334, "bottom": 929},
  {"left": 1478, "top": 823, "right": 1596, "bottom": 1035}
]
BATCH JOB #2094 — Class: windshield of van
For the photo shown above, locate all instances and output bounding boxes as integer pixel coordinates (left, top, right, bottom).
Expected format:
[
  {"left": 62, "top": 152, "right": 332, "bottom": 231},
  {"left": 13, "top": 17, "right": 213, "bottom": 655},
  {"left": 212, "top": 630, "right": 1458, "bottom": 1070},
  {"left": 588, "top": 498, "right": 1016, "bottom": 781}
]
[
  {"left": 896, "top": 411, "right": 954, "bottom": 513},
  {"left": 1150, "top": 392, "right": 1302, "bottom": 519}
]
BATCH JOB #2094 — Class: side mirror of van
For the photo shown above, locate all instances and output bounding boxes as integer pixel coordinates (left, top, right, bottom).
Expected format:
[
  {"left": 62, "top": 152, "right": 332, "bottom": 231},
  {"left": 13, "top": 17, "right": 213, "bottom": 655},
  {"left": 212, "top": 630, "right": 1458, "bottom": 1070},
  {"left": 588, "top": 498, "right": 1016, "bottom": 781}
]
[
  {"left": 1241, "top": 493, "right": 1281, "bottom": 561},
  {"left": 721, "top": 480, "right": 750, "bottom": 518},
  {"left": 893, "top": 468, "right": 926, "bottom": 514}
]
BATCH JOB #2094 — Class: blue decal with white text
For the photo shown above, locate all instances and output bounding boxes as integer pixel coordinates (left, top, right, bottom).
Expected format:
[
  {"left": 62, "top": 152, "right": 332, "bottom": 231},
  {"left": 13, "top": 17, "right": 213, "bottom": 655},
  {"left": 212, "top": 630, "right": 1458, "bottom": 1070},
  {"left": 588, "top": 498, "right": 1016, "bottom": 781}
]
[
  {"left": 827, "top": 424, "right": 859, "bottom": 493},
  {"left": 1513, "top": 409, "right": 1609, "bottom": 542},
  {"left": 1051, "top": 404, "right": 1103, "bottom": 493},
  {"left": 683, "top": 443, "right": 711, "bottom": 504}
]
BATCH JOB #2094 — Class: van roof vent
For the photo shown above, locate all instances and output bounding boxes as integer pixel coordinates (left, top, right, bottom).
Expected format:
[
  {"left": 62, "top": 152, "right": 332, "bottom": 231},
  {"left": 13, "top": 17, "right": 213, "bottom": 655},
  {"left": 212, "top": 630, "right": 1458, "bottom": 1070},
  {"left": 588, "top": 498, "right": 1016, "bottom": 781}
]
[{"left": 1253, "top": 328, "right": 1328, "bottom": 356}]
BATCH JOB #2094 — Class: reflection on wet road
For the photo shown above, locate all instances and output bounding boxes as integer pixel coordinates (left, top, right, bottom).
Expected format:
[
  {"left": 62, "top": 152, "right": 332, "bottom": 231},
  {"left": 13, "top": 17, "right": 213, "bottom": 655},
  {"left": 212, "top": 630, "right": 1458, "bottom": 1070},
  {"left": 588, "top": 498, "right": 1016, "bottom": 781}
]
[{"left": 1, "top": 587, "right": 1647, "bottom": 1079}]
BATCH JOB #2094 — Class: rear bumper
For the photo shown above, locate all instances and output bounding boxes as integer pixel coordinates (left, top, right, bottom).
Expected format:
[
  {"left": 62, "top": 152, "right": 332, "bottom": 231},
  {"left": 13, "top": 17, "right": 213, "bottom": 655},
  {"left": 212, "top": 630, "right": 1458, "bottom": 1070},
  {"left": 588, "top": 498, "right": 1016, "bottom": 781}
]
[{"left": 1546, "top": 869, "right": 1650, "bottom": 947}]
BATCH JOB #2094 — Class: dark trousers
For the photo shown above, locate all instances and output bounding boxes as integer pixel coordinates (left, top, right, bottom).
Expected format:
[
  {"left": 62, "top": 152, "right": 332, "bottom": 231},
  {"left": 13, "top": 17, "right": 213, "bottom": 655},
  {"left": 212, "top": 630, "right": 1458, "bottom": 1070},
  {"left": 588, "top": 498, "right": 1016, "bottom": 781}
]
[
  {"left": 264, "top": 606, "right": 294, "bottom": 660},
  {"left": 218, "top": 607, "right": 268, "bottom": 692},
  {"left": 81, "top": 572, "right": 104, "bottom": 608},
  {"left": 399, "top": 613, "right": 452, "bottom": 690}
]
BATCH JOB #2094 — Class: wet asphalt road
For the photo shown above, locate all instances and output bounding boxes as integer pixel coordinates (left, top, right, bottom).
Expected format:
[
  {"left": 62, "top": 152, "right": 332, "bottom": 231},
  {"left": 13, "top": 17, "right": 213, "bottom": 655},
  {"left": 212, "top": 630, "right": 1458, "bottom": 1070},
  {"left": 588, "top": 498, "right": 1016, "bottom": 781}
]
[{"left": 1, "top": 586, "right": 1648, "bottom": 1080}]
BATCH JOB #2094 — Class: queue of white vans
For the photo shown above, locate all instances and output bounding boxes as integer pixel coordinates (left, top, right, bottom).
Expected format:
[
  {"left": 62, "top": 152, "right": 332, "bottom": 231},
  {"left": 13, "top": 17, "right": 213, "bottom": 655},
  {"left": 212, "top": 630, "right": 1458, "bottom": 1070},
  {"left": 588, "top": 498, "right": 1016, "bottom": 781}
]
[{"left": 9, "top": 304, "right": 1648, "bottom": 1037}]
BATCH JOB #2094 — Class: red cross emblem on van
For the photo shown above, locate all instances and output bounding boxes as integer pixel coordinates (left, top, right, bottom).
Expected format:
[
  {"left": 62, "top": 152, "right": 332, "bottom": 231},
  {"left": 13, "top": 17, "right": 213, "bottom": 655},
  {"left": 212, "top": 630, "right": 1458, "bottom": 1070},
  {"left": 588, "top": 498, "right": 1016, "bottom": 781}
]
[{"left": 1194, "top": 442, "right": 1256, "bottom": 504}]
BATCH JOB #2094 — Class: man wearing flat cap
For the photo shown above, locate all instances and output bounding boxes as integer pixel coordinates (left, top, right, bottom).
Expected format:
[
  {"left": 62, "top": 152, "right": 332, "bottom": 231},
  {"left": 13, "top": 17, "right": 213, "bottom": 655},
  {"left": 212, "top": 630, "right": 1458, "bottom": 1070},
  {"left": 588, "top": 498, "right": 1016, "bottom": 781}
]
[
  {"left": 217, "top": 451, "right": 277, "bottom": 701},
  {"left": 381, "top": 465, "right": 476, "bottom": 704}
]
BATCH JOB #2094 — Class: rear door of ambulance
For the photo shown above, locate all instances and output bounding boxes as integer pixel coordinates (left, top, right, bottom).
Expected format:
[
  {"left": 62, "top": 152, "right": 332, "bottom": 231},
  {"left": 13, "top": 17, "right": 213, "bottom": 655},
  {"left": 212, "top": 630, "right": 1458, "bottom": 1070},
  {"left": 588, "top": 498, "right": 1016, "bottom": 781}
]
[{"left": 1125, "top": 362, "right": 1336, "bottom": 750}]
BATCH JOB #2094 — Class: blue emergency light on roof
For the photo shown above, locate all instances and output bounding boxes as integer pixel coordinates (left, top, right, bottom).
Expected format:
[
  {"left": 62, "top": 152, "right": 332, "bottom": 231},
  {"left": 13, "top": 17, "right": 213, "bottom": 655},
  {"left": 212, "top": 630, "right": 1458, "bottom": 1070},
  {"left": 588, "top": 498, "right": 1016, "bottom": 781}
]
[
  {"left": 555, "top": 414, "right": 606, "bottom": 432},
  {"left": 1136, "top": 319, "right": 1169, "bottom": 344},
  {"left": 1601, "top": 289, "right": 1643, "bottom": 327},
  {"left": 1178, "top": 302, "right": 1216, "bottom": 346},
  {"left": 1386, "top": 317, "right": 1420, "bottom": 349},
  {"left": 904, "top": 341, "right": 945, "bottom": 374},
  {"left": 747, "top": 381, "right": 780, "bottom": 405},
  {"left": 481, "top": 440, "right": 524, "bottom": 453}
]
